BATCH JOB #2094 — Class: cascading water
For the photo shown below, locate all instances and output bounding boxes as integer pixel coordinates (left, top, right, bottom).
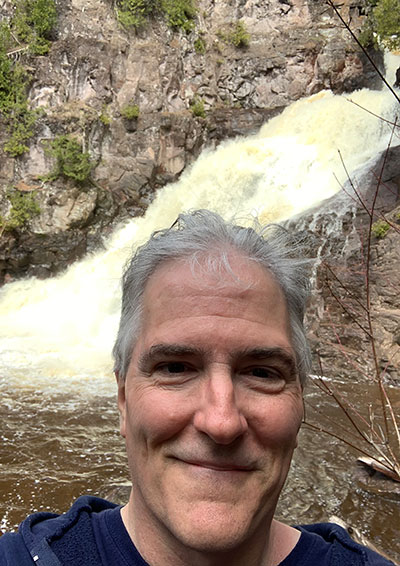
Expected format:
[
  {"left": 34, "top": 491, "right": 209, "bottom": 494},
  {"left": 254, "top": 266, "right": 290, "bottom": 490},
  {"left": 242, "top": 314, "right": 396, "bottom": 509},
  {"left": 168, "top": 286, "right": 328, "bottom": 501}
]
[
  {"left": 1, "top": 53, "right": 399, "bottom": 394},
  {"left": 1, "top": 54, "right": 400, "bottom": 557}
]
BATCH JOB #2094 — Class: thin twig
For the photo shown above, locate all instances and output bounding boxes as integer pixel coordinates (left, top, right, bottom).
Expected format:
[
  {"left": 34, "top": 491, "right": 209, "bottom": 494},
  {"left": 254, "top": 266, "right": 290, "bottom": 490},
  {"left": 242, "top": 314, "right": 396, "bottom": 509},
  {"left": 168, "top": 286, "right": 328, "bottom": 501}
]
[
  {"left": 365, "top": 121, "right": 398, "bottom": 441},
  {"left": 303, "top": 421, "right": 387, "bottom": 461},
  {"left": 305, "top": 398, "right": 373, "bottom": 443},
  {"left": 326, "top": 0, "right": 400, "bottom": 105},
  {"left": 346, "top": 98, "right": 400, "bottom": 131},
  {"left": 313, "top": 377, "right": 379, "bottom": 445},
  {"left": 324, "top": 312, "right": 370, "bottom": 379},
  {"left": 324, "top": 263, "right": 369, "bottom": 313},
  {"left": 337, "top": 150, "right": 372, "bottom": 215},
  {"left": 324, "top": 278, "right": 372, "bottom": 337}
]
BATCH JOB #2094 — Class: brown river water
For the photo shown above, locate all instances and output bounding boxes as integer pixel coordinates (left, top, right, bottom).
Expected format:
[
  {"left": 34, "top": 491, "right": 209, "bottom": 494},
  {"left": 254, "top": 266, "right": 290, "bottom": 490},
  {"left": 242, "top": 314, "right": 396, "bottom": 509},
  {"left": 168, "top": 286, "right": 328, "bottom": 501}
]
[{"left": 1, "top": 375, "right": 399, "bottom": 562}]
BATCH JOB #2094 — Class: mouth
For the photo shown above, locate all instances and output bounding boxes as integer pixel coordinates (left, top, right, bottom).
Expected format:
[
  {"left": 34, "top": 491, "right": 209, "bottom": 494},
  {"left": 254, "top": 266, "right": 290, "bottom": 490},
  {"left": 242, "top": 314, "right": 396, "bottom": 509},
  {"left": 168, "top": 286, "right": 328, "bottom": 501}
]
[{"left": 175, "top": 458, "right": 254, "bottom": 472}]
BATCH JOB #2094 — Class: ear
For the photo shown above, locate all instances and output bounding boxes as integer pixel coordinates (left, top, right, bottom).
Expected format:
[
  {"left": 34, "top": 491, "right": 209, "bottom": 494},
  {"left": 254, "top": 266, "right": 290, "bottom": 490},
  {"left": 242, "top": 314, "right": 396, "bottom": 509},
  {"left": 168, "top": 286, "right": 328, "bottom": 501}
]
[{"left": 115, "top": 372, "right": 127, "bottom": 438}]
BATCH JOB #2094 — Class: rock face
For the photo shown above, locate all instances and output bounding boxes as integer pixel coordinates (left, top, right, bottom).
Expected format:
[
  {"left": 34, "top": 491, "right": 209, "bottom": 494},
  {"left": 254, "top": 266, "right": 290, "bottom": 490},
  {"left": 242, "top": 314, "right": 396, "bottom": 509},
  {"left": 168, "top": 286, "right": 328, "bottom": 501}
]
[
  {"left": 286, "top": 145, "right": 400, "bottom": 385},
  {"left": 0, "top": 0, "right": 384, "bottom": 282}
]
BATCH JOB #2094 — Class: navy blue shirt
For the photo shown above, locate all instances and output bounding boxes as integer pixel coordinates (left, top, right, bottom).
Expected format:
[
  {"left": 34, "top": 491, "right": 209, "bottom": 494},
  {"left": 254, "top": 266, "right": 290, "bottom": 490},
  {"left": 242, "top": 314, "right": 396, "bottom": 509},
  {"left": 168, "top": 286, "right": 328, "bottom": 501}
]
[
  {"left": 92, "top": 506, "right": 335, "bottom": 566},
  {"left": 0, "top": 496, "right": 394, "bottom": 565},
  {"left": 92, "top": 507, "right": 148, "bottom": 565}
]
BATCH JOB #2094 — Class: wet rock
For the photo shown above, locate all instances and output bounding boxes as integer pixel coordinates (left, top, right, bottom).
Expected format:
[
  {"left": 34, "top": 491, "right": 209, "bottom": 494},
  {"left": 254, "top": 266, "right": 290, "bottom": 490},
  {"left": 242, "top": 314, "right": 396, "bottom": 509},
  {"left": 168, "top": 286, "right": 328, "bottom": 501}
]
[
  {"left": 0, "top": 183, "right": 119, "bottom": 282},
  {"left": 286, "top": 145, "right": 400, "bottom": 384},
  {"left": 0, "top": 0, "right": 388, "bottom": 281},
  {"left": 394, "top": 67, "right": 400, "bottom": 88}
]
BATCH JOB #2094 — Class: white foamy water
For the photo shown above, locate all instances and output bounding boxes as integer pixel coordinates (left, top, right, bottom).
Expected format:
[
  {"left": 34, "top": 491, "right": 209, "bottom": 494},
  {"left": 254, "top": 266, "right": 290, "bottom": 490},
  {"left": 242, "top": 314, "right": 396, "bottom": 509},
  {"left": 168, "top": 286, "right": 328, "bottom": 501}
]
[{"left": 1, "top": 54, "right": 399, "bottom": 393}]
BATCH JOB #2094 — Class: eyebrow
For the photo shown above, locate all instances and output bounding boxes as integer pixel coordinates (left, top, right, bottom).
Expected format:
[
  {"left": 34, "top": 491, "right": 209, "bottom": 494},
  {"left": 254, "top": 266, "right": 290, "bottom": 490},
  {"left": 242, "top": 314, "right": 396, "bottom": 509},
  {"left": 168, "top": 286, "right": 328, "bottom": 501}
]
[
  {"left": 138, "top": 344, "right": 296, "bottom": 373},
  {"left": 235, "top": 347, "right": 297, "bottom": 373},
  {"left": 138, "top": 344, "right": 204, "bottom": 370}
]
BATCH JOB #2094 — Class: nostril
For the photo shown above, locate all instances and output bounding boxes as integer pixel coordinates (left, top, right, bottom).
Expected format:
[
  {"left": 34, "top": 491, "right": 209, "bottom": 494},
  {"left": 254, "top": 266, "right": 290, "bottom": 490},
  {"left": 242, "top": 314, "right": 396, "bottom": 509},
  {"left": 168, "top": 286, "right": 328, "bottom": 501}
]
[
  {"left": 192, "top": 371, "right": 248, "bottom": 443},
  {"left": 193, "top": 403, "right": 248, "bottom": 444}
]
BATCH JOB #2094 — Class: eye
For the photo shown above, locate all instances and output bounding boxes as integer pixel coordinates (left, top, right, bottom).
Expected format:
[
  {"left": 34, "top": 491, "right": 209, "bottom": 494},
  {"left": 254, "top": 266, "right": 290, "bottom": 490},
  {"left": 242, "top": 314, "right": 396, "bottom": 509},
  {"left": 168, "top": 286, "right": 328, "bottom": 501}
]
[
  {"left": 153, "top": 361, "right": 198, "bottom": 385},
  {"left": 247, "top": 367, "right": 281, "bottom": 379},
  {"left": 240, "top": 366, "right": 287, "bottom": 392},
  {"left": 163, "top": 362, "right": 187, "bottom": 374},
  {"left": 250, "top": 367, "right": 273, "bottom": 379},
  {"left": 155, "top": 361, "right": 192, "bottom": 375}
]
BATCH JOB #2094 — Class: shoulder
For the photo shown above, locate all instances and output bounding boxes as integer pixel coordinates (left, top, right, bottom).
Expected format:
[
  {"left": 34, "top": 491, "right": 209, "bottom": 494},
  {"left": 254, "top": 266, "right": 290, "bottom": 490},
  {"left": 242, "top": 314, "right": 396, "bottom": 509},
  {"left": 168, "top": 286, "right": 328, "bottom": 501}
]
[
  {"left": 298, "top": 523, "right": 396, "bottom": 565},
  {"left": 0, "top": 532, "right": 33, "bottom": 566},
  {"left": 0, "top": 496, "right": 118, "bottom": 566}
]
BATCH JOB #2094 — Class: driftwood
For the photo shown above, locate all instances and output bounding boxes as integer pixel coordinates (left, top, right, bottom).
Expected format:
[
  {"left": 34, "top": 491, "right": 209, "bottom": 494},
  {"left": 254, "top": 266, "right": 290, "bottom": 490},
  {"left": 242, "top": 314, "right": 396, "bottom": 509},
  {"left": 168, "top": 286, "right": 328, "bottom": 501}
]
[{"left": 357, "top": 457, "right": 400, "bottom": 483}]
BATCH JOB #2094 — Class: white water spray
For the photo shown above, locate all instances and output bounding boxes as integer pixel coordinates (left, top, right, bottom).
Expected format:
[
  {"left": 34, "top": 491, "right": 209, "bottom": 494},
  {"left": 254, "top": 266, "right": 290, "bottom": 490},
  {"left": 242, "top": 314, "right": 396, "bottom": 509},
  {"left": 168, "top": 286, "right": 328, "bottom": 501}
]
[{"left": 1, "top": 55, "right": 399, "bottom": 393}]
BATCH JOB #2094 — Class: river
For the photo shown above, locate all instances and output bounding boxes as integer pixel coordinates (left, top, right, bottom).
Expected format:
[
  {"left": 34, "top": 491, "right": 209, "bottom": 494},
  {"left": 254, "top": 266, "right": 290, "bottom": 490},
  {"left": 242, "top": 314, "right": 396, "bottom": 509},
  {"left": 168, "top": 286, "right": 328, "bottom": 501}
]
[{"left": 1, "top": 54, "right": 400, "bottom": 561}]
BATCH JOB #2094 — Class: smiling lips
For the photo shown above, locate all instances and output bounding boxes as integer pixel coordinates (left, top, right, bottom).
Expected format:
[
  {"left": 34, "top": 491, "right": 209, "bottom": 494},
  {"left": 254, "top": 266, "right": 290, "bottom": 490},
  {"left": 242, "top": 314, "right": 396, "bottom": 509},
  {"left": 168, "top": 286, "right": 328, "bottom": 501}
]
[{"left": 176, "top": 458, "right": 254, "bottom": 472}]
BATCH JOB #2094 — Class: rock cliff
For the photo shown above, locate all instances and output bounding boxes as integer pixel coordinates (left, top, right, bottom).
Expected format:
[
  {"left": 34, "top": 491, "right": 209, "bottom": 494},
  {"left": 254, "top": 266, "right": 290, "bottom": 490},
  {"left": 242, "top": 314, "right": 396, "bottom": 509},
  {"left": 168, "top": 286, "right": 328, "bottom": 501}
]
[
  {"left": 286, "top": 144, "right": 400, "bottom": 384},
  {"left": 0, "top": 0, "right": 384, "bottom": 281}
]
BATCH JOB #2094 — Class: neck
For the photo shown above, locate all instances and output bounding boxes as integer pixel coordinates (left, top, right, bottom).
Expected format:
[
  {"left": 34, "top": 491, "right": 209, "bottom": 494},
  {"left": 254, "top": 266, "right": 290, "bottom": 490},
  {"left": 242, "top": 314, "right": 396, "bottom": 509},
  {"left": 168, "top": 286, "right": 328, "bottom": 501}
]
[{"left": 120, "top": 491, "right": 300, "bottom": 566}]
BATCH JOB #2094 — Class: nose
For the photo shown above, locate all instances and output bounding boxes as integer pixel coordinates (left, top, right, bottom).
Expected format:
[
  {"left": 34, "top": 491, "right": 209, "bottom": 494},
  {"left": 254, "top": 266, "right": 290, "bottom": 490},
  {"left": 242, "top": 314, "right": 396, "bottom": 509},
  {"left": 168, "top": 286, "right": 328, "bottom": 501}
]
[{"left": 193, "top": 367, "right": 248, "bottom": 445}]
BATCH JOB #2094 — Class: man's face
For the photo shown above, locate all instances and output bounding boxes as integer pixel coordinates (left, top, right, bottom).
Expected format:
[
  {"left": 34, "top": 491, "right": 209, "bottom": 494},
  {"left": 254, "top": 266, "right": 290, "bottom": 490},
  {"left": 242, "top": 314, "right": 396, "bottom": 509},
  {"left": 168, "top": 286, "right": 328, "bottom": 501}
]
[{"left": 118, "top": 254, "right": 303, "bottom": 555}]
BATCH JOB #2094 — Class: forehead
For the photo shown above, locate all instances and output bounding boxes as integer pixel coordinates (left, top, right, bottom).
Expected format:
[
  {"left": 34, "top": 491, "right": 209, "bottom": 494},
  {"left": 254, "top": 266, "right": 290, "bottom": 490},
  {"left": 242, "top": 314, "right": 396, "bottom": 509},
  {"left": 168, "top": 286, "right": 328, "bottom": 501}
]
[{"left": 140, "top": 253, "right": 290, "bottom": 338}]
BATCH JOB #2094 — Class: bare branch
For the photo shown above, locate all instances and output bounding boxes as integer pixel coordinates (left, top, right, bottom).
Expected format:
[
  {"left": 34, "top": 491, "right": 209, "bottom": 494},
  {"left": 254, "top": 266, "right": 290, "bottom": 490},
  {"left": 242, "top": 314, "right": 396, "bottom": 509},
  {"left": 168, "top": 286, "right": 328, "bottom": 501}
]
[{"left": 326, "top": 0, "right": 400, "bottom": 105}]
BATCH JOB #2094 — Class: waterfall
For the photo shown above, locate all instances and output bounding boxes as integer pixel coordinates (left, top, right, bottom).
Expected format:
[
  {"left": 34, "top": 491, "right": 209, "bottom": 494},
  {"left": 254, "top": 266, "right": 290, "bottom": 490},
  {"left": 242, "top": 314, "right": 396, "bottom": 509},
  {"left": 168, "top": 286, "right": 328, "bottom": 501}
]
[{"left": 1, "top": 54, "right": 399, "bottom": 394}]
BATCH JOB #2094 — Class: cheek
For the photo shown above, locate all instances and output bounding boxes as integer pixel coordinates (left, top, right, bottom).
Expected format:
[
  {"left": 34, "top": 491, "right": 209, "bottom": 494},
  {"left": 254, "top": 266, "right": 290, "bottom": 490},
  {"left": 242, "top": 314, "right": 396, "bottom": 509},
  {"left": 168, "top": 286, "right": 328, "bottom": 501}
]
[
  {"left": 252, "top": 397, "right": 303, "bottom": 448},
  {"left": 126, "top": 388, "right": 194, "bottom": 445}
]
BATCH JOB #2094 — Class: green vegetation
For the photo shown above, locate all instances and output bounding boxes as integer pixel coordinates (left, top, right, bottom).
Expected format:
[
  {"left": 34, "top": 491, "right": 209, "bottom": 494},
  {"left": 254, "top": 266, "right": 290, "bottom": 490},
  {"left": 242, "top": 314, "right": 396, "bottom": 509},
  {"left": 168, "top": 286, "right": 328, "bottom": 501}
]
[
  {"left": 12, "top": 0, "right": 57, "bottom": 55},
  {"left": 0, "top": 1, "right": 57, "bottom": 156},
  {"left": 120, "top": 102, "right": 140, "bottom": 120},
  {"left": 359, "top": 0, "right": 400, "bottom": 50},
  {"left": 0, "top": 189, "right": 40, "bottom": 231},
  {"left": 371, "top": 219, "right": 390, "bottom": 238},
  {"left": 99, "top": 104, "right": 111, "bottom": 125},
  {"left": 43, "top": 135, "right": 94, "bottom": 183},
  {"left": 116, "top": 0, "right": 156, "bottom": 29},
  {"left": 0, "top": 51, "right": 37, "bottom": 156},
  {"left": 218, "top": 20, "right": 250, "bottom": 48},
  {"left": 190, "top": 96, "right": 206, "bottom": 118},
  {"left": 116, "top": 0, "right": 196, "bottom": 31},
  {"left": 161, "top": 0, "right": 196, "bottom": 32},
  {"left": 194, "top": 37, "right": 206, "bottom": 54}
]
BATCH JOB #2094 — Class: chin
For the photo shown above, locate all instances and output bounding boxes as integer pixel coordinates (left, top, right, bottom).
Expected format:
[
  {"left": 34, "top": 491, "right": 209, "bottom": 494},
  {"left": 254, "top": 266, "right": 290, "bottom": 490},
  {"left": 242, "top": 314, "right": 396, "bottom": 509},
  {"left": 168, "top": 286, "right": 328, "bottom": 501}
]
[{"left": 167, "top": 503, "right": 262, "bottom": 554}]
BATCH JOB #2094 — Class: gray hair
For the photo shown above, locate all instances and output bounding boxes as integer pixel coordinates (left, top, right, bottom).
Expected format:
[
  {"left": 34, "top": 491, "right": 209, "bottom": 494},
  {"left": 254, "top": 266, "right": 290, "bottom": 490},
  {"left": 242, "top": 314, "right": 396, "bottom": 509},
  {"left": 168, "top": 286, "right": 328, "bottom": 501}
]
[{"left": 112, "top": 209, "right": 312, "bottom": 384}]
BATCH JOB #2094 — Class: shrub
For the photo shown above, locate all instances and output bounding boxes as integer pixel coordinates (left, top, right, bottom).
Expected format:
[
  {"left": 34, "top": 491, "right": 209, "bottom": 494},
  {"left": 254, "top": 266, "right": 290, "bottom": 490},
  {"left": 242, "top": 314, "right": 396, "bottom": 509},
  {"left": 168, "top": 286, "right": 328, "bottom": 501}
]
[
  {"left": 371, "top": 219, "right": 390, "bottom": 238},
  {"left": 359, "top": 18, "right": 375, "bottom": 47},
  {"left": 190, "top": 96, "right": 206, "bottom": 118},
  {"left": 0, "top": 189, "right": 40, "bottom": 231},
  {"left": 359, "top": 0, "right": 400, "bottom": 49},
  {"left": 116, "top": 0, "right": 156, "bottom": 28},
  {"left": 4, "top": 110, "right": 37, "bottom": 156},
  {"left": 0, "top": 51, "right": 37, "bottom": 156},
  {"left": 161, "top": 0, "right": 196, "bottom": 32},
  {"left": 120, "top": 102, "right": 140, "bottom": 120},
  {"left": 373, "top": 0, "right": 400, "bottom": 49},
  {"left": 99, "top": 104, "right": 111, "bottom": 125},
  {"left": 194, "top": 37, "right": 206, "bottom": 54},
  {"left": 43, "top": 135, "right": 94, "bottom": 183},
  {"left": 219, "top": 20, "right": 250, "bottom": 48},
  {"left": 12, "top": 0, "right": 57, "bottom": 55},
  {"left": 0, "top": 0, "right": 57, "bottom": 155},
  {"left": 116, "top": 0, "right": 196, "bottom": 31}
]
